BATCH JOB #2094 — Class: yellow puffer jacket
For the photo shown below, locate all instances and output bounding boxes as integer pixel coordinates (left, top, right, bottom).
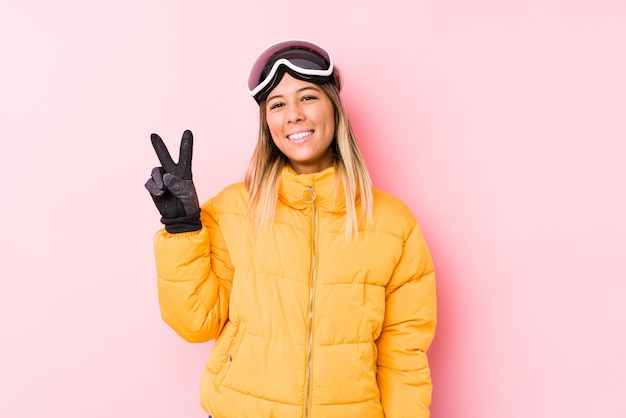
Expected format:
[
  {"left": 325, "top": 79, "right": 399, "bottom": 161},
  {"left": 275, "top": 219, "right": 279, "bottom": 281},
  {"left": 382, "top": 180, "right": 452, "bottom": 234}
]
[{"left": 154, "top": 166, "right": 437, "bottom": 418}]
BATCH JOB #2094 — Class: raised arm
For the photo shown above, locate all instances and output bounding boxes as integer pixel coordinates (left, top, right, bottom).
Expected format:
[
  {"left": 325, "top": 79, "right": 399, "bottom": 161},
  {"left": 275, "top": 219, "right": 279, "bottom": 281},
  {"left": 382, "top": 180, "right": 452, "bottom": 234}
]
[{"left": 146, "top": 131, "right": 232, "bottom": 342}]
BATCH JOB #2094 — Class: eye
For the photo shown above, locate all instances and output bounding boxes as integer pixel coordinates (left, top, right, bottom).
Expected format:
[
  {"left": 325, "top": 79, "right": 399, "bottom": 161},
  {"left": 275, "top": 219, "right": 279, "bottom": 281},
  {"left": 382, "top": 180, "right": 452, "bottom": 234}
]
[
  {"left": 302, "top": 95, "right": 318, "bottom": 102},
  {"left": 268, "top": 101, "right": 284, "bottom": 110}
]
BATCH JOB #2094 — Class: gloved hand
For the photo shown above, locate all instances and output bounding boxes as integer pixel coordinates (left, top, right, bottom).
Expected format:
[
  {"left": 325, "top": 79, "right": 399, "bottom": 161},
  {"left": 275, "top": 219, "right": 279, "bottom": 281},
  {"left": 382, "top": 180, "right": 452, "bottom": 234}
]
[{"left": 145, "top": 130, "right": 201, "bottom": 233}]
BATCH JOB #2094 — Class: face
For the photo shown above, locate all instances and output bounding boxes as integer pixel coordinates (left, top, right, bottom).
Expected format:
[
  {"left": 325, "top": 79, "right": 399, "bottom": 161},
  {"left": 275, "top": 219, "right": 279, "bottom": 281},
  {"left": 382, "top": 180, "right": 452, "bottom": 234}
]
[{"left": 265, "top": 73, "right": 335, "bottom": 174}]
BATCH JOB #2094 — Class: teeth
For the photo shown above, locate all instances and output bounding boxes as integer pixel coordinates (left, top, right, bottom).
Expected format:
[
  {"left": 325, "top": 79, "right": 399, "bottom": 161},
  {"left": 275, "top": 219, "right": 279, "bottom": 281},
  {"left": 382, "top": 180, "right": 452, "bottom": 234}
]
[{"left": 288, "top": 131, "right": 312, "bottom": 140}]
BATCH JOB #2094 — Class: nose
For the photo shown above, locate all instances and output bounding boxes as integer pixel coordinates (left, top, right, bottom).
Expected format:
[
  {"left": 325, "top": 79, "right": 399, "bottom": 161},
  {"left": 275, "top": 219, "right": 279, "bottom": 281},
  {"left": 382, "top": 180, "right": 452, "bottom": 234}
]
[{"left": 286, "top": 102, "right": 304, "bottom": 123}]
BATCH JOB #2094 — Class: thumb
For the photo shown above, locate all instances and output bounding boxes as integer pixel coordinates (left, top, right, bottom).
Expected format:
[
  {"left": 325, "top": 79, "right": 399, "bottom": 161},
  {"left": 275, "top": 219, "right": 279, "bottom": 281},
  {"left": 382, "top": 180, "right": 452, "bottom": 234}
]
[
  {"left": 163, "top": 173, "right": 199, "bottom": 215},
  {"left": 163, "top": 173, "right": 193, "bottom": 197}
]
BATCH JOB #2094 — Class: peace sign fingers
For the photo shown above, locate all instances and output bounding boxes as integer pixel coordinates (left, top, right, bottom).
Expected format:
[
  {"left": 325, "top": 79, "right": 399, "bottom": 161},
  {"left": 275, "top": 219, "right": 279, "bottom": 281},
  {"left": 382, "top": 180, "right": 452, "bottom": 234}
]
[
  {"left": 146, "top": 129, "right": 201, "bottom": 230},
  {"left": 150, "top": 130, "right": 194, "bottom": 180}
]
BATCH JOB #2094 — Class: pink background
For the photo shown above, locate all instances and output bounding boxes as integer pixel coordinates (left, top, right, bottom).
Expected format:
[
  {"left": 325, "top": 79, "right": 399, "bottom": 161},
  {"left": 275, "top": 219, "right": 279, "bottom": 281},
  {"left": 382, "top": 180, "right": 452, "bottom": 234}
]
[{"left": 1, "top": 1, "right": 625, "bottom": 417}]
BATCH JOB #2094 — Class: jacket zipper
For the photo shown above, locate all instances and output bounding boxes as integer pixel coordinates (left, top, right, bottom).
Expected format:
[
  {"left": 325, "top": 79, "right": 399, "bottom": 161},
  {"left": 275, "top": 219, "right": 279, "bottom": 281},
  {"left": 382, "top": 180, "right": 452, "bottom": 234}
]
[{"left": 302, "top": 186, "right": 318, "bottom": 418}]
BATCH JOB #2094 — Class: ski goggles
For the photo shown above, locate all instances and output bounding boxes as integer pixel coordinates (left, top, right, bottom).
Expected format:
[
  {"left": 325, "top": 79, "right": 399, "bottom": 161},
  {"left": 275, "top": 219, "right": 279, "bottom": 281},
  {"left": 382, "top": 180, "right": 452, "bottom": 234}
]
[{"left": 248, "top": 40, "right": 334, "bottom": 103}]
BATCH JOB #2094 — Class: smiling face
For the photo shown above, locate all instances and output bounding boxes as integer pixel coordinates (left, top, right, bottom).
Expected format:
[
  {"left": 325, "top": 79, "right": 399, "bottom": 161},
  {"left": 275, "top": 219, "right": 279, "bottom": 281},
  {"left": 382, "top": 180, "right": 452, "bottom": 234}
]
[{"left": 265, "top": 73, "right": 336, "bottom": 174}]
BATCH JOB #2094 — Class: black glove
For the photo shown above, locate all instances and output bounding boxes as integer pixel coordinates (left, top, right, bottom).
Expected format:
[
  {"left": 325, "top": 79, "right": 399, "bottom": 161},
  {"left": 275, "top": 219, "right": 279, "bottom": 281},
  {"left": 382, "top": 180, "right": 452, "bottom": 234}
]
[{"left": 145, "top": 130, "right": 201, "bottom": 233}]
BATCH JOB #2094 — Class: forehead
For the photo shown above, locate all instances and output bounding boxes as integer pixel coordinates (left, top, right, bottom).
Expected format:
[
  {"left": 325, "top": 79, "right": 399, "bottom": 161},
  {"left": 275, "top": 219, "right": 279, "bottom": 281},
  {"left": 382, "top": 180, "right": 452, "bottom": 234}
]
[{"left": 268, "top": 73, "right": 321, "bottom": 97}]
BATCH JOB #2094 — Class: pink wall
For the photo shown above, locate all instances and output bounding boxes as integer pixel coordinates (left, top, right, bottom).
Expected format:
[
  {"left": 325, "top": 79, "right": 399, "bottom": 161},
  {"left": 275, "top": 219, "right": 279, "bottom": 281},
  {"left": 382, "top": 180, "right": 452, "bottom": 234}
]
[{"left": 1, "top": 1, "right": 625, "bottom": 417}]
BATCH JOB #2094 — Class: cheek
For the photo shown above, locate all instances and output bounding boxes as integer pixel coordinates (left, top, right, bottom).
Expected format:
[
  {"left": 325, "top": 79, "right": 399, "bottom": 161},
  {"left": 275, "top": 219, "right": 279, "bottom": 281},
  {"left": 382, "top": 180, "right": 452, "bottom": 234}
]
[
  {"left": 323, "top": 109, "right": 336, "bottom": 136},
  {"left": 266, "top": 116, "right": 281, "bottom": 139},
  {"left": 319, "top": 101, "right": 335, "bottom": 132}
]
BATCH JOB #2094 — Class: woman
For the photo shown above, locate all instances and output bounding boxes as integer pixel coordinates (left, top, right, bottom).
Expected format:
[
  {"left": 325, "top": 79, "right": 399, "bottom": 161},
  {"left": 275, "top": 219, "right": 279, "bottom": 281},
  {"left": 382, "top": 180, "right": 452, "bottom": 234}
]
[{"left": 146, "top": 40, "right": 437, "bottom": 418}]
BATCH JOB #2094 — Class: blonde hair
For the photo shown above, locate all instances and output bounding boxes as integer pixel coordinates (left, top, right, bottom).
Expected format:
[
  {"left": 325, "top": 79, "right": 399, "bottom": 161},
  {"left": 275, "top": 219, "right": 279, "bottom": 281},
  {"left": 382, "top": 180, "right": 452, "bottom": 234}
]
[{"left": 244, "top": 72, "right": 373, "bottom": 238}]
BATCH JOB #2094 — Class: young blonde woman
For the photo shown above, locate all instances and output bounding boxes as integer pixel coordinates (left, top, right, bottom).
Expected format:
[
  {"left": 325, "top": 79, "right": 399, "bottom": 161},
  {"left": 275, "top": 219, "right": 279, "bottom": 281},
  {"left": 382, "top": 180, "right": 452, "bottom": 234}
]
[{"left": 145, "top": 40, "right": 437, "bottom": 418}]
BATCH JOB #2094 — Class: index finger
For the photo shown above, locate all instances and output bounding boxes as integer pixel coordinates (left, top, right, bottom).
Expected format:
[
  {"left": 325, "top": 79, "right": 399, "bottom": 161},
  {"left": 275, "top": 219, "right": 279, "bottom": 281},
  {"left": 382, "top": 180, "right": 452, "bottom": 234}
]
[
  {"left": 150, "top": 133, "right": 176, "bottom": 172},
  {"left": 178, "top": 130, "right": 194, "bottom": 179}
]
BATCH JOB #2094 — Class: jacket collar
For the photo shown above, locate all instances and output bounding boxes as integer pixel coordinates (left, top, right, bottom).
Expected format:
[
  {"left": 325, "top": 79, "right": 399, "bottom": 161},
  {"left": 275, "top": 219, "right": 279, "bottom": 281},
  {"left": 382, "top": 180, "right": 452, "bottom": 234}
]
[{"left": 278, "top": 165, "right": 346, "bottom": 212}]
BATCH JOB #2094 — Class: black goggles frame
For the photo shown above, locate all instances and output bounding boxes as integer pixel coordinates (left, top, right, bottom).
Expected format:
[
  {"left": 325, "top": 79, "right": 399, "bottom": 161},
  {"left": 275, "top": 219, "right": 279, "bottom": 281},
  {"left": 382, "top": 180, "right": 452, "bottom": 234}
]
[{"left": 248, "top": 40, "right": 334, "bottom": 103}]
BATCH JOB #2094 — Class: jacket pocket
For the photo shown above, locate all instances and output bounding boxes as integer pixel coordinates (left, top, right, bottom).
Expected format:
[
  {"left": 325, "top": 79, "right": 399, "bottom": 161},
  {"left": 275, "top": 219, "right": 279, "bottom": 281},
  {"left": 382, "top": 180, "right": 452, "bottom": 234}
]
[{"left": 213, "top": 320, "right": 246, "bottom": 389}]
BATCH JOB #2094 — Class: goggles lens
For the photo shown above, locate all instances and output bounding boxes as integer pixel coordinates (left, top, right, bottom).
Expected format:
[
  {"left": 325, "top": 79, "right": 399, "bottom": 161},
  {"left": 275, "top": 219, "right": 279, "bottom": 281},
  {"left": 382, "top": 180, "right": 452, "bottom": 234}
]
[{"left": 248, "top": 40, "right": 334, "bottom": 102}]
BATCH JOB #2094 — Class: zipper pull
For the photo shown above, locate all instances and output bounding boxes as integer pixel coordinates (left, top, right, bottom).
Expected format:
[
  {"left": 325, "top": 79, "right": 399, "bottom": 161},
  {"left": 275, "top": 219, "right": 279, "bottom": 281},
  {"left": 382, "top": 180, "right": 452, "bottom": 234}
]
[{"left": 300, "top": 186, "right": 316, "bottom": 203}]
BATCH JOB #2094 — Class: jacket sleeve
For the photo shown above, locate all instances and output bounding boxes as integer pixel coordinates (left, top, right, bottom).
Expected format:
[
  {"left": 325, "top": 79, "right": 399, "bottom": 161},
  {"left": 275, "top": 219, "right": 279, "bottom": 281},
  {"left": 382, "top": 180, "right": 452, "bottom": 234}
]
[
  {"left": 153, "top": 200, "right": 233, "bottom": 343},
  {"left": 376, "top": 221, "right": 437, "bottom": 417}
]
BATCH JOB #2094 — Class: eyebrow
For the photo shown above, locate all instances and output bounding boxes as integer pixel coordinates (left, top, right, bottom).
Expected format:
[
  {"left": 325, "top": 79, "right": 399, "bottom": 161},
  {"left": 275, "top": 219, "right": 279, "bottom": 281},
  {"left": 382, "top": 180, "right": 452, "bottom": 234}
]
[{"left": 266, "top": 86, "right": 322, "bottom": 103}]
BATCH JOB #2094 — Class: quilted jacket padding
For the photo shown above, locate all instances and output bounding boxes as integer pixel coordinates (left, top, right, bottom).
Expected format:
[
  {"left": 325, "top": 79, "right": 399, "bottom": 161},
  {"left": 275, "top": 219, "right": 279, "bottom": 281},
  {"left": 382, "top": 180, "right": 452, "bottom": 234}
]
[{"left": 154, "top": 166, "right": 437, "bottom": 417}]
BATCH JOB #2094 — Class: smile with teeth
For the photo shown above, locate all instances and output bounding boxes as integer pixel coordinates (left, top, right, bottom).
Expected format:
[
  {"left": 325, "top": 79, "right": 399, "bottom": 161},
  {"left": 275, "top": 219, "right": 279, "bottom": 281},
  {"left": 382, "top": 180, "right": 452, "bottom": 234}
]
[{"left": 287, "top": 130, "right": 314, "bottom": 141}]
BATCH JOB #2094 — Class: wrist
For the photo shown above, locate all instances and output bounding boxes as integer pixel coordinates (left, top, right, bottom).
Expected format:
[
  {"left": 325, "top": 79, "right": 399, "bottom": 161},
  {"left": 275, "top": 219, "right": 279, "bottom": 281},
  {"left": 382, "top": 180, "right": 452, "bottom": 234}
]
[{"left": 161, "top": 209, "right": 202, "bottom": 233}]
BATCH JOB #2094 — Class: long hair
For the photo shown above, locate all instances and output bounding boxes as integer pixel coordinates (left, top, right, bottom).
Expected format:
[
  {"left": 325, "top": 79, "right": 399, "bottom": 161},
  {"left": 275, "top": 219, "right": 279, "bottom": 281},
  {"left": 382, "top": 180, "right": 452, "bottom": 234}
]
[{"left": 244, "top": 71, "right": 374, "bottom": 238}]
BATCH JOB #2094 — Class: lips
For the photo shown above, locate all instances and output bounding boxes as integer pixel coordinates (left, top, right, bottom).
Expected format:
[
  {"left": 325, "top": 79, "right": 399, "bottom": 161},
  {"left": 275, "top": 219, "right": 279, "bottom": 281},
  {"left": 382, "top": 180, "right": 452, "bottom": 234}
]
[{"left": 287, "top": 130, "right": 314, "bottom": 141}]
